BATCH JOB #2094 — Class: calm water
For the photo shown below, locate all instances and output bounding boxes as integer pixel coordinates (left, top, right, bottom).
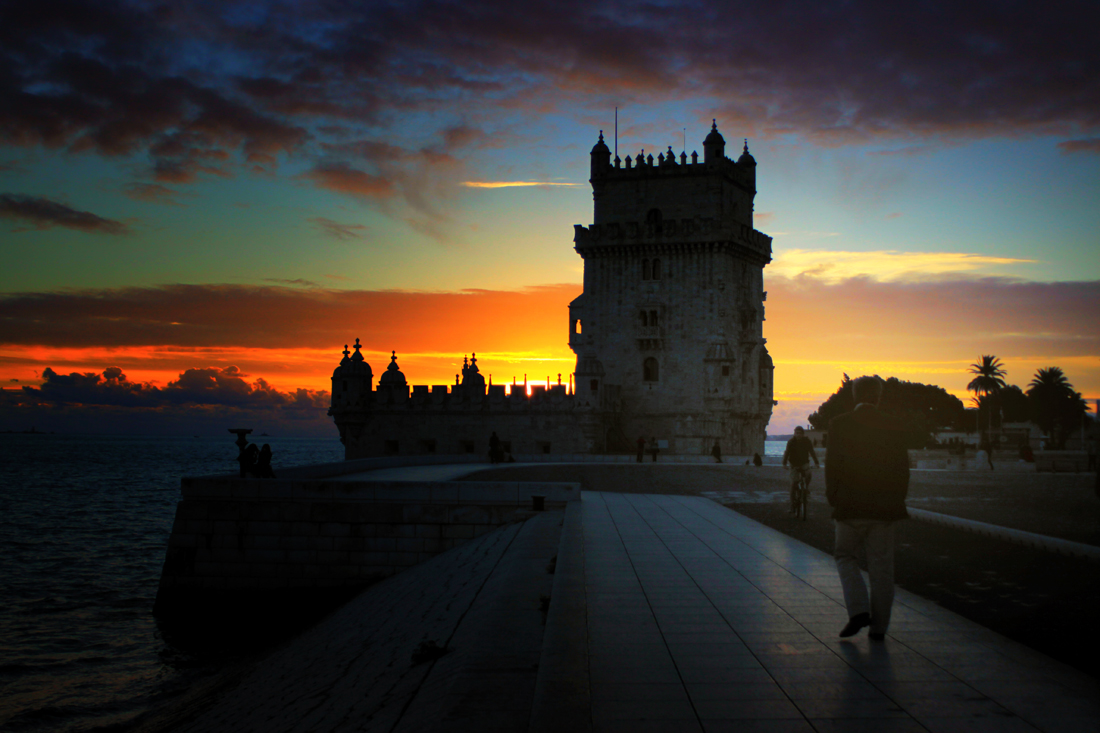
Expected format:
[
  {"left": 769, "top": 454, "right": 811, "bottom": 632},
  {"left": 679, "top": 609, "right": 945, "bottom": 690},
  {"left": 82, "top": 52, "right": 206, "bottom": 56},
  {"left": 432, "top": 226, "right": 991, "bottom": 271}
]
[
  {"left": 0, "top": 434, "right": 344, "bottom": 733},
  {"left": 0, "top": 435, "right": 785, "bottom": 731}
]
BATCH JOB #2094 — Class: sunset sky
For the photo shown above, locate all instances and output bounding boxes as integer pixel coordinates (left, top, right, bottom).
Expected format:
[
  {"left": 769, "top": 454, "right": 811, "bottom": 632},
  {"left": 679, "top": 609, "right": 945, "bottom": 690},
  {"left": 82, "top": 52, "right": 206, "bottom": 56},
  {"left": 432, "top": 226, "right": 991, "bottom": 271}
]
[{"left": 1, "top": 1, "right": 1097, "bottom": 438}]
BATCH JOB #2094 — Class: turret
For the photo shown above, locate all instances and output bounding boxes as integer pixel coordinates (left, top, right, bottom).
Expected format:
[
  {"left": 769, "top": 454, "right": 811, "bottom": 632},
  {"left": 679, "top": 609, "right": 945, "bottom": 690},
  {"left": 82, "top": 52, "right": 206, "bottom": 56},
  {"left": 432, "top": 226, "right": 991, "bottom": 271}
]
[
  {"left": 703, "top": 119, "right": 725, "bottom": 164},
  {"left": 328, "top": 338, "right": 373, "bottom": 446},
  {"left": 590, "top": 131, "right": 611, "bottom": 179},
  {"left": 376, "top": 350, "right": 408, "bottom": 403},
  {"left": 738, "top": 138, "right": 757, "bottom": 190},
  {"left": 460, "top": 352, "right": 487, "bottom": 399}
]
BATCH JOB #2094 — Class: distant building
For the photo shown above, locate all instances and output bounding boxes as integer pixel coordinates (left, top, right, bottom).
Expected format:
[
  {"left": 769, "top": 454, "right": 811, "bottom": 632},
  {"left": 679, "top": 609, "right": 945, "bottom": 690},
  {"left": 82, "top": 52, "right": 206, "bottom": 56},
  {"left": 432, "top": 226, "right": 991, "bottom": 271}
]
[{"left": 329, "top": 122, "right": 775, "bottom": 458}]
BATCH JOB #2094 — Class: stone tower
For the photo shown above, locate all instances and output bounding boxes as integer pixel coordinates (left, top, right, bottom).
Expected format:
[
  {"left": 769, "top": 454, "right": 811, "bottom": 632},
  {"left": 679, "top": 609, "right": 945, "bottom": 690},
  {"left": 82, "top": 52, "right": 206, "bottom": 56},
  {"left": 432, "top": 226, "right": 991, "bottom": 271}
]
[{"left": 570, "top": 121, "right": 774, "bottom": 455}]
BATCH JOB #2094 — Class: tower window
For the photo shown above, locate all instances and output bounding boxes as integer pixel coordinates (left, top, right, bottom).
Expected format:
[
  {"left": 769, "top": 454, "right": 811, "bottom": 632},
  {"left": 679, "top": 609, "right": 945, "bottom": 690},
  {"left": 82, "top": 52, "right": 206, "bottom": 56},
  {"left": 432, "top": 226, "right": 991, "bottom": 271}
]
[
  {"left": 642, "top": 259, "right": 651, "bottom": 280},
  {"left": 652, "top": 259, "right": 661, "bottom": 280},
  {"left": 590, "top": 379, "right": 599, "bottom": 393},
  {"left": 722, "top": 365, "right": 730, "bottom": 377},
  {"left": 649, "top": 310, "right": 659, "bottom": 328},
  {"left": 640, "top": 310, "right": 648, "bottom": 327},
  {"left": 643, "top": 357, "right": 659, "bottom": 382}
]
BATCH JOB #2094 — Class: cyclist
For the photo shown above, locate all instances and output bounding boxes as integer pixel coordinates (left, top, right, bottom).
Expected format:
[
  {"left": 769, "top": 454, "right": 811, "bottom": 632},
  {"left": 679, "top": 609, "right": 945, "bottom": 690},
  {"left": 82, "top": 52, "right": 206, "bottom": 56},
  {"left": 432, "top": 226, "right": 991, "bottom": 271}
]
[{"left": 782, "top": 427, "right": 820, "bottom": 514}]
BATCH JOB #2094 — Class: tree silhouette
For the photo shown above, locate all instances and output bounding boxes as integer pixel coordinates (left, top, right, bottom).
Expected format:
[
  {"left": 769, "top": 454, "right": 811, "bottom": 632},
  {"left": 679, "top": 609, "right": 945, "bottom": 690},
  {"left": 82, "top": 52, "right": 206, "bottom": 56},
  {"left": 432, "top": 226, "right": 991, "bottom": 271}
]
[
  {"left": 967, "top": 355, "right": 1007, "bottom": 434},
  {"left": 808, "top": 375, "right": 965, "bottom": 447},
  {"left": 998, "top": 384, "right": 1030, "bottom": 424},
  {"left": 1026, "top": 367, "right": 1087, "bottom": 449}
]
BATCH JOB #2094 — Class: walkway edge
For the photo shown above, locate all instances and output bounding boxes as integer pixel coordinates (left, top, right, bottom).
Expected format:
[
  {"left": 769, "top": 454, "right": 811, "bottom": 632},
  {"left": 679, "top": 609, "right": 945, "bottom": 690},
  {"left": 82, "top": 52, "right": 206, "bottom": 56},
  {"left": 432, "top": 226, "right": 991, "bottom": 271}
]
[
  {"left": 909, "top": 507, "right": 1100, "bottom": 562},
  {"left": 528, "top": 500, "right": 591, "bottom": 733}
]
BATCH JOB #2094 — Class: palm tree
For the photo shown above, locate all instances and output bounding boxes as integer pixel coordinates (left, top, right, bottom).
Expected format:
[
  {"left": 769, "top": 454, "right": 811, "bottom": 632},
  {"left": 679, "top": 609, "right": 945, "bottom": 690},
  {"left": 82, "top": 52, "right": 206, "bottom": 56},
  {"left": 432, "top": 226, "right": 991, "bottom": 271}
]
[
  {"left": 967, "top": 355, "right": 1007, "bottom": 435},
  {"left": 1027, "top": 367, "right": 1087, "bottom": 449}
]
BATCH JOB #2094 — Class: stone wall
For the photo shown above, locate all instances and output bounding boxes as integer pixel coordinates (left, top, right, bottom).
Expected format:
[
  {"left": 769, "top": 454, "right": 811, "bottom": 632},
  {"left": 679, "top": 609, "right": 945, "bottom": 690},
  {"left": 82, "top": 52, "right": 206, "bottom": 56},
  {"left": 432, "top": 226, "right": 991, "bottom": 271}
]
[{"left": 154, "top": 475, "right": 579, "bottom": 617}]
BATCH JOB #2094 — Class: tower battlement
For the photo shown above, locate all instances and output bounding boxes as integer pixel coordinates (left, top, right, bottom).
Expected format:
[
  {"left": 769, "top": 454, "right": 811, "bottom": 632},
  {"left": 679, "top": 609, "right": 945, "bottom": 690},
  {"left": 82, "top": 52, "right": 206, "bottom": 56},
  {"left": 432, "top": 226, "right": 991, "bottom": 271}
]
[{"left": 588, "top": 121, "right": 763, "bottom": 242}]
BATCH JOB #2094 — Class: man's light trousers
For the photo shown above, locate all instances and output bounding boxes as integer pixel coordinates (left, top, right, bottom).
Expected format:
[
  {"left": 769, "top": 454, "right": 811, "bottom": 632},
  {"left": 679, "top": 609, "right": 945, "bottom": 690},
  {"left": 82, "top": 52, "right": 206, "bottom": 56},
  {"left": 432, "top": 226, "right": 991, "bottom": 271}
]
[{"left": 834, "top": 519, "right": 897, "bottom": 634}]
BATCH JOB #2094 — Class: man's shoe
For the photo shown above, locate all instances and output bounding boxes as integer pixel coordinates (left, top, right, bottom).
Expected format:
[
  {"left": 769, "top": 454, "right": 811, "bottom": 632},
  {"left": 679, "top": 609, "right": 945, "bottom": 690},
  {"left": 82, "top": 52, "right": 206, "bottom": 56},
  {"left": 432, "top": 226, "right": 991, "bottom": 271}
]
[
  {"left": 869, "top": 632, "right": 885, "bottom": 641},
  {"left": 839, "top": 613, "right": 871, "bottom": 638}
]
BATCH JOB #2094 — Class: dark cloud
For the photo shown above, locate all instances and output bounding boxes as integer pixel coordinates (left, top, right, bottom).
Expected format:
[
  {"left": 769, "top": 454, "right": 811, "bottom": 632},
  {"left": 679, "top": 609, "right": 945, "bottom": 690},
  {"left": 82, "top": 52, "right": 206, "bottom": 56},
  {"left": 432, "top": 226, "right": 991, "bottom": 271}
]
[
  {"left": 32, "top": 364, "right": 327, "bottom": 410},
  {"left": 264, "top": 278, "right": 321, "bottom": 287},
  {"left": 0, "top": 3, "right": 308, "bottom": 182},
  {"left": 1058, "top": 138, "right": 1100, "bottom": 154},
  {"left": 1, "top": 0, "right": 1095, "bottom": 195},
  {"left": 299, "top": 163, "right": 394, "bottom": 198},
  {"left": 122, "top": 182, "right": 184, "bottom": 205},
  {"left": 309, "top": 216, "right": 367, "bottom": 240},
  {"left": 1, "top": 365, "right": 331, "bottom": 436},
  {"left": 0, "top": 193, "right": 129, "bottom": 234},
  {"left": 310, "top": 140, "right": 462, "bottom": 221},
  {"left": 0, "top": 282, "right": 583, "bottom": 352}
]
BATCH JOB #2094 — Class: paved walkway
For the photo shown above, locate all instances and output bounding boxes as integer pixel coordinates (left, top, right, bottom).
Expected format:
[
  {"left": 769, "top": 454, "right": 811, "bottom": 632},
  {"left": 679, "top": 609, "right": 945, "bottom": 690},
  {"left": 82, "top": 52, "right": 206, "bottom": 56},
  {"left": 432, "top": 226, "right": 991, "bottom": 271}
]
[
  {"left": 556, "top": 492, "right": 1099, "bottom": 732},
  {"left": 150, "top": 471, "right": 1100, "bottom": 732}
]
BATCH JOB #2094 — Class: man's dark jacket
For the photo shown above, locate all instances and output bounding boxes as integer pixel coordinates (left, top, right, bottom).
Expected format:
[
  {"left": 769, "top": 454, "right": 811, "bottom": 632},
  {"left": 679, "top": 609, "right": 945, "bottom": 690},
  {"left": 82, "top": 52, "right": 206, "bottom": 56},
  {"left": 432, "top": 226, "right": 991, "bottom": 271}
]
[{"left": 825, "top": 404, "right": 909, "bottom": 521}]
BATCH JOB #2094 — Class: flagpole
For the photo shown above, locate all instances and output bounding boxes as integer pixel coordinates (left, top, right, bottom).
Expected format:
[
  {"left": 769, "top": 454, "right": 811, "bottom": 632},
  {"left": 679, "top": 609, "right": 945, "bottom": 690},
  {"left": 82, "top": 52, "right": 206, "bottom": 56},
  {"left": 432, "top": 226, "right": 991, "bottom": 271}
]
[{"left": 614, "top": 107, "right": 618, "bottom": 160}]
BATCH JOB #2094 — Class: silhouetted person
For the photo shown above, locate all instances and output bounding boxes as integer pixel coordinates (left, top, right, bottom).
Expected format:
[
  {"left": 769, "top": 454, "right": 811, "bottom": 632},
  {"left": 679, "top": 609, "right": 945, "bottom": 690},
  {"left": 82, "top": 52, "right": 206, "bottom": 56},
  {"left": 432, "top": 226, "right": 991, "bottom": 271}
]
[
  {"left": 978, "top": 435, "right": 994, "bottom": 470},
  {"left": 256, "top": 443, "right": 275, "bottom": 478},
  {"left": 826, "top": 376, "right": 909, "bottom": 641},
  {"left": 240, "top": 443, "right": 259, "bottom": 478},
  {"left": 783, "top": 426, "right": 820, "bottom": 514},
  {"left": 649, "top": 437, "right": 659, "bottom": 462},
  {"left": 711, "top": 440, "right": 722, "bottom": 463},
  {"left": 637, "top": 436, "right": 646, "bottom": 463},
  {"left": 489, "top": 431, "right": 502, "bottom": 464},
  {"left": 752, "top": 453, "right": 762, "bottom": 466}
]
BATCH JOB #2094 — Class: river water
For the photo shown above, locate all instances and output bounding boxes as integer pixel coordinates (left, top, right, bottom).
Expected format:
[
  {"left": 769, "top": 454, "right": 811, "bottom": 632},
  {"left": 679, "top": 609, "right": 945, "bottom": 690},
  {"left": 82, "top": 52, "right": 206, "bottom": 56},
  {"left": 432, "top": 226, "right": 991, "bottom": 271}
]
[{"left": 0, "top": 434, "right": 344, "bottom": 732}]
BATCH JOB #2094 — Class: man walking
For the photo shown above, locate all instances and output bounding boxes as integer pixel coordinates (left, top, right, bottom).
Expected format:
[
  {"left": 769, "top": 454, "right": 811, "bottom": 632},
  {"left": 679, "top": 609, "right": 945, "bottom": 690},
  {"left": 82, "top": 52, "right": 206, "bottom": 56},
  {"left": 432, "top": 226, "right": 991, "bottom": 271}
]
[{"left": 825, "top": 376, "right": 909, "bottom": 641}]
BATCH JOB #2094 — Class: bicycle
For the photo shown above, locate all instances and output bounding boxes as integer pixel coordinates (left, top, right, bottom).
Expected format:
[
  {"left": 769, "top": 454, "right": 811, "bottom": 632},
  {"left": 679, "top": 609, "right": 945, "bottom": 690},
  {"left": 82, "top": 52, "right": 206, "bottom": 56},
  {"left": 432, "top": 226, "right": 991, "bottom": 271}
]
[{"left": 794, "top": 466, "right": 812, "bottom": 520}]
